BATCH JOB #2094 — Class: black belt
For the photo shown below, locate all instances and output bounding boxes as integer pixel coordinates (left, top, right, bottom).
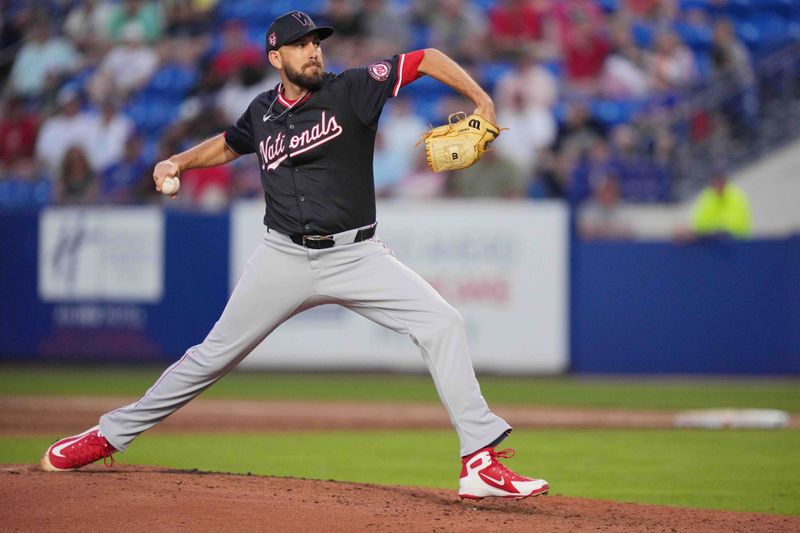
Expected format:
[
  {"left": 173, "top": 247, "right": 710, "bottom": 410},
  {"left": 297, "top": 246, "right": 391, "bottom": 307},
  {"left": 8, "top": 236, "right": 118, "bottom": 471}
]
[{"left": 290, "top": 225, "right": 376, "bottom": 249}]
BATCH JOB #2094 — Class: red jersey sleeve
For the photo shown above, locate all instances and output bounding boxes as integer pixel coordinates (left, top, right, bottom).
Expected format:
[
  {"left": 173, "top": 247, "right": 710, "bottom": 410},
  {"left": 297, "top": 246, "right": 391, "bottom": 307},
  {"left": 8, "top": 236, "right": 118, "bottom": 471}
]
[{"left": 391, "top": 50, "right": 425, "bottom": 97}]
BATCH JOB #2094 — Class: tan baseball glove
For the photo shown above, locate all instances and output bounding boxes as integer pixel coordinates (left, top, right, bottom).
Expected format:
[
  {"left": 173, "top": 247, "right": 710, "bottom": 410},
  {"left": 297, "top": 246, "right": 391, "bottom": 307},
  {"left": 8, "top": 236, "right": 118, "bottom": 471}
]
[{"left": 417, "top": 112, "right": 502, "bottom": 172}]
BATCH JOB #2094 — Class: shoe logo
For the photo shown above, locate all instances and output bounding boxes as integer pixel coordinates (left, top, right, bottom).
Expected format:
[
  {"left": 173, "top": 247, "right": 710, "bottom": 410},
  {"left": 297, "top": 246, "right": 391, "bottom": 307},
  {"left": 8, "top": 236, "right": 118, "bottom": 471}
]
[
  {"left": 479, "top": 470, "right": 519, "bottom": 493},
  {"left": 481, "top": 472, "right": 504, "bottom": 486},
  {"left": 51, "top": 439, "right": 76, "bottom": 458}
]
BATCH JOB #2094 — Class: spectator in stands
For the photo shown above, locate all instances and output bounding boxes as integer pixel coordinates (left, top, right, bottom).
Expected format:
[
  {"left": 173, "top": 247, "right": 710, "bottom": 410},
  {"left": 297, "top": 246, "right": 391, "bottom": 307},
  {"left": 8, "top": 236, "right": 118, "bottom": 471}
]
[
  {"left": 35, "top": 89, "right": 94, "bottom": 176},
  {"left": 217, "top": 65, "right": 279, "bottom": 124},
  {"left": 378, "top": 98, "right": 427, "bottom": 188},
  {"left": 8, "top": 20, "right": 81, "bottom": 97},
  {"left": 648, "top": 29, "right": 697, "bottom": 92},
  {"left": 447, "top": 150, "right": 527, "bottom": 198},
  {"left": 562, "top": 13, "right": 609, "bottom": 93},
  {"left": 528, "top": 146, "right": 576, "bottom": 200},
  {"left": 553, "top": 102, "right": 605, "bottom": 156},
  {"left": 0, "top": 2, "right": 25, "bottom": 82},
  {"left": 178, "top": 164, "right": 232, "bottom": 211},
  {"left": 396, "top": 151, "right": 447, "bottom": 199},
  {"left": 108, "top": 0, "right": 164, "bottom": 44},
  {"left": 373, "top": 131, "right": 406, "bottom": 198},
  {"left": 320, "top": 0, "right": 366, "bottom": 68},
  {"left": 551, "top": 0, "right": 605, "bottom": 45},
  {"left": 208, "top": 20, "right": 264, "bottom": 88},
  {"left": 578, "top": 175, "right": 633, "bottom": 239},
  {"left": 100, "top": 132, "right": 149, "bottom": 203},
  {"left": 325, "top": 0, "right": 366, "bottom": 39},
  {"left": 711, "top": 19, "right": 756, "bottom": 140},
  {"left": 54, "top": 146, "right": 98, "bottom": 204},
  {"left": 711, "top": 19, "right": 752, "bottom": 88},
  {"left": 570, "top": 138, "right": 612, "bottom": 204},
  {"left": 488, "top": 0, "right": 550, "bottom": 59},
  {"left": 609, "top": 123, "right": 670, "bottom": 201},
  {"left": 494, "top": 49, "right": 558, "bottom": 118},
  {"left": 228, "top": 156, "right": 263, "bottom": 200},
  {"left": 419, "top": 0, "right": 487, "bottom": 62},
  {"left": 362, "top": 0, "right": 412, "bottom": 54},
  {"left": 601, "top": 22, "right": 650, "bottom": 98},
  {"left": 623, "top": 0, "right": 661, "bottom": 21},
  {"left": 690, "top": 168, "right": 751, "bottom": 239},
  {"left": 0, "top": 157, "right": 52, "bottom": 210},
  {"left": 0, "top": 94, "right": 39, "bottom": 165},
  {"left": 88, "top": 24, "right": 159, "bottom": 102},
  {"left": 496, "top": 87, "right": 557, "bottom": 177},
  {"left": 86, "top": 97, "right": 134, "bottom": 172},
  {"left": 129, "top": 137, "right": 178, "bottom": 204},
  {"left": 63, "top": 0, "right": 114, "bottom": 60},
  {"left": 162, "top": 0, "right": 216, "bottom": 38}
]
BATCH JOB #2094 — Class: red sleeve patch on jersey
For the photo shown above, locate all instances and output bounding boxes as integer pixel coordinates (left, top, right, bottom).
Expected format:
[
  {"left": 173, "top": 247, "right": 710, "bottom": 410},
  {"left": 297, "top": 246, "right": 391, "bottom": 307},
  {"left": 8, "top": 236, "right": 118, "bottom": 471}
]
[{"left": 392, "top": 50, "right": 425, "bottom": 97}]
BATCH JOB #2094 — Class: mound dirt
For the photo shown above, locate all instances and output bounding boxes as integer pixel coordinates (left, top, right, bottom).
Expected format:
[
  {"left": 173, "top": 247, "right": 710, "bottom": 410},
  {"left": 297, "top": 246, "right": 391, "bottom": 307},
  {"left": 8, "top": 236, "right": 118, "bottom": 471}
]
[{"left": 2, "top": 465, "right": 797, "bottom": 532}]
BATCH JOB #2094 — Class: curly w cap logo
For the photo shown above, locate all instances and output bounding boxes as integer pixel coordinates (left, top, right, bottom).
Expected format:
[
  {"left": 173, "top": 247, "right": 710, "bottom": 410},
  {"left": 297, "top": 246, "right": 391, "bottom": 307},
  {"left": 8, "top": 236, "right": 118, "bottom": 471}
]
[{"left": 292, "top": 12, "right": 312, "bottom": 26}]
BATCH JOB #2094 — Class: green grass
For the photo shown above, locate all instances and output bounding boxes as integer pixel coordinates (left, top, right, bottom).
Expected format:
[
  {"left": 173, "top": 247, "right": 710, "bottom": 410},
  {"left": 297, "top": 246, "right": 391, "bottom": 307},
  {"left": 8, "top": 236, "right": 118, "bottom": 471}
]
[
  {"left": 4, "top": 429, "right": 799, "bottom": 516},
  {"left": 2, "top": 365, "right": 799, "bottom": 412}
]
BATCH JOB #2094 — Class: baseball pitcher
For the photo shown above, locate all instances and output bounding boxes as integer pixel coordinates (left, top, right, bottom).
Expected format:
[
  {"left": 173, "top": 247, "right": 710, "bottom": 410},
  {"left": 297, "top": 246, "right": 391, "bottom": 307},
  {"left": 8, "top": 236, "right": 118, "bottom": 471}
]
[{"left": 41, "top": 11, "right": 548, "bottom": 501}]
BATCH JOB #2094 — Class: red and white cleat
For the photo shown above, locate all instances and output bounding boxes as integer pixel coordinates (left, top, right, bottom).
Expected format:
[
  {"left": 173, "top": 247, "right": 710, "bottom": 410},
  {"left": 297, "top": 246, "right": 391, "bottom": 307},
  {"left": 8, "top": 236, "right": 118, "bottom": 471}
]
[
  {"left": 41, "top": 425, "right": 117, "bottom": 472},
  {"left": 458, "top": 447, "right": 549, "bottom": 500}
]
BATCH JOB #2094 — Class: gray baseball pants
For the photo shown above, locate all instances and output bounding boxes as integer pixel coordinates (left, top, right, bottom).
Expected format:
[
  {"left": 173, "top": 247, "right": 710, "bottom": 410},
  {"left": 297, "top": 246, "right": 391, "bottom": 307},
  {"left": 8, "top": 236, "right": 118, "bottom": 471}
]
[{"left": 99, "top": 228, "right": 511, "bottom": 456}]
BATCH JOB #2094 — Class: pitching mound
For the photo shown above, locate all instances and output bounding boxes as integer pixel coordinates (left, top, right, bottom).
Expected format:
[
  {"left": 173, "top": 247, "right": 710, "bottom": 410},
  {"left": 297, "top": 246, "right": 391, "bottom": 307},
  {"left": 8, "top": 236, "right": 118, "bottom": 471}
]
[{"left": 2, "top": 465, "right": 797, "bottom": 532}]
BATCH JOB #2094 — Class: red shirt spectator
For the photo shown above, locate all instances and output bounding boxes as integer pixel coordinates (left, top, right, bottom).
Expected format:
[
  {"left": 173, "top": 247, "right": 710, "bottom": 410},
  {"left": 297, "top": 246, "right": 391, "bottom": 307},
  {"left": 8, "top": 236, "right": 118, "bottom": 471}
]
[
  {"left": 625, "top": 0, "right": 661, "bottom": 19},
  {"left": 180, "top": 165, "right": 232, "bottom": 210},
  {"left": 551, "top": 0, "right": 605, "bottom": 45},
  {"left": 0, "top": 96, "right": 39, "bottom": 164},
  {"left": 210, "top": 20, "right": 263, "bottom": 82},
  {"left": 564, "top": 22, "right": 609, "bottom": 81},
  {"left": 490, "top": 0, "right": 544, "bottom": 44}
]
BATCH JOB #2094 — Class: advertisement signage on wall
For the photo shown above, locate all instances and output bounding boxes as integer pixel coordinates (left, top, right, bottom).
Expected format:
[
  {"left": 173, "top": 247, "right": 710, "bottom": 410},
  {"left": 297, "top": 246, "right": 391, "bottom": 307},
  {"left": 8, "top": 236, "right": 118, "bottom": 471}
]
[
  {"left": 30, "top": 207, "right": 165, "bottom": 359},
  {"left": 38, "top": 207, "right": 164, "bottom": 302},
  {"left": 230, "top": 200, "right": 569, "bottom": 373}
]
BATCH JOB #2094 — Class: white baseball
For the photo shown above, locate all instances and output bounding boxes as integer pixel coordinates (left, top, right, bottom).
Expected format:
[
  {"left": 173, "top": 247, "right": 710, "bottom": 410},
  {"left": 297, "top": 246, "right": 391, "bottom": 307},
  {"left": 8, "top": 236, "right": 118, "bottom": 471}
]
[{"left": 161, "top": 176, "right": 180, "bottom": 196}]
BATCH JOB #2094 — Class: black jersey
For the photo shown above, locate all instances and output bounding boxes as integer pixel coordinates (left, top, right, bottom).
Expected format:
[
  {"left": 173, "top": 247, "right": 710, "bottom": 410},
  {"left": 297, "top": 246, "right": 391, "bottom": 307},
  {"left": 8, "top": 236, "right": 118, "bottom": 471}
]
[{"left": 224, "top": 55, "right": 407, "bottom": 236}]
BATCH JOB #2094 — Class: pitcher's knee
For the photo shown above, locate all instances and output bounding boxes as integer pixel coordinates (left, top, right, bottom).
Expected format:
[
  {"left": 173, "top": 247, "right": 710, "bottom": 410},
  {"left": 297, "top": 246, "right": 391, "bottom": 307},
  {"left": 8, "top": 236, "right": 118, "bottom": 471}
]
[{"left": 421, "top": 303, "right": 465, "bottom": 342}]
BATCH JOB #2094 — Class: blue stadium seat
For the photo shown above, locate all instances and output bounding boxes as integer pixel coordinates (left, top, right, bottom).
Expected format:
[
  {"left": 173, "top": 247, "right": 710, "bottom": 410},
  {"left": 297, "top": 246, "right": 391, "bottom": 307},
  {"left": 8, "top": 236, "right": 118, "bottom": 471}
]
[
  {"left": 480, "top": 62, "right": 514, "bottom": 94},
  {"left": 409, "top": 24, "right": 430, "bottom": 51},
  {"left": 674, "top": 22, "right": 713, "bottom": 53},
  {"left": 124, "top": 97, "right": 180, "bottom": 135},
  {"left": 723, "top": 0, "right": 754, "bottom": 19},
  {"left": 739, "top": 14, "right": 792, "bottom": 54},
  {"left": 591, "top": 99, "right": 642, "bottom": 127},
  {"left": 598, "top": 0, "right": 620, "bottom": 13},
  {"left": 693, "top": 51, "right": 712, "bottom": 80},
  {"left": 144, "top": 65, "right": 199, "bottom": 101},
  {"left": 631, "top": 23, "right": 655, "bottom": 48}
]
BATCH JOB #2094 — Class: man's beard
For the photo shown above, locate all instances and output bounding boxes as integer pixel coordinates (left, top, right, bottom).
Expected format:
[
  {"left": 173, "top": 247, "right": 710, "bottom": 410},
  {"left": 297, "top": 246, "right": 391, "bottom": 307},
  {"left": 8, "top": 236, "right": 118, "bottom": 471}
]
[{"left": 284, "top": 61, "right": 324, "bottom": 91}]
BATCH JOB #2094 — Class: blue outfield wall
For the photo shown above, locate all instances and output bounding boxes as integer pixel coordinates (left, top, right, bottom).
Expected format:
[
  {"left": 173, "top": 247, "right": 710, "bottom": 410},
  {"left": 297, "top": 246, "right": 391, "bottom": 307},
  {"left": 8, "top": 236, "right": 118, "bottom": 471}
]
[
  {"left": 0, "top": 210, "right": 229, "bottom": 363},
  {"left": 1, "top": 209, "right": 799, "bottom": 374},
  {"left": 571, "top": 236, "right": 800, "bottom": 374}
]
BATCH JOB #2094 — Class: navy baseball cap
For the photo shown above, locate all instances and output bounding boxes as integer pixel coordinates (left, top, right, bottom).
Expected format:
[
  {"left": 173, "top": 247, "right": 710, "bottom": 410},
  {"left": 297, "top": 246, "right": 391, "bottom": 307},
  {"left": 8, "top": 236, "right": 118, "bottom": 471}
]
[{"left": 265, "top": 11, "right": 334, "bottom": 52}]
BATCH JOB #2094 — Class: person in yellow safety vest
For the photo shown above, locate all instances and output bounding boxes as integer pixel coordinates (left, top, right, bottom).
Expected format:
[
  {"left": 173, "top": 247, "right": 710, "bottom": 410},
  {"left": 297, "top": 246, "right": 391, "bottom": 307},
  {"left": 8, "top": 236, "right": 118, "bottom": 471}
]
[{"left": 690, "top": 171, "right": 751, "bottom": 238}]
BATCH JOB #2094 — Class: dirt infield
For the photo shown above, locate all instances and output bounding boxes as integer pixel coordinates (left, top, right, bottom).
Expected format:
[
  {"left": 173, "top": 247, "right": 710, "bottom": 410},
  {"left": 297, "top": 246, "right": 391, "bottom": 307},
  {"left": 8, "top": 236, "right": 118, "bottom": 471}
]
[
  {"left": 2, "top": 464, "right": 797, "bottom": 532},
  {"left": 7, "top": 395, "right": 799, "bottom": 436},
  {"left": 3, "top": 396, "right": 799, "bottom": 531}
]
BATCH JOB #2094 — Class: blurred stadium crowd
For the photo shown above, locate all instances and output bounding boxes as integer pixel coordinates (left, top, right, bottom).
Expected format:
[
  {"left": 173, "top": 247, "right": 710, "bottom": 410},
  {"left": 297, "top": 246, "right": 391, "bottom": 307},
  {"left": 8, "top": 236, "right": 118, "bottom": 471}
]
[{"left": 0, "top": 0, "right": 798, "bottom": 211}]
